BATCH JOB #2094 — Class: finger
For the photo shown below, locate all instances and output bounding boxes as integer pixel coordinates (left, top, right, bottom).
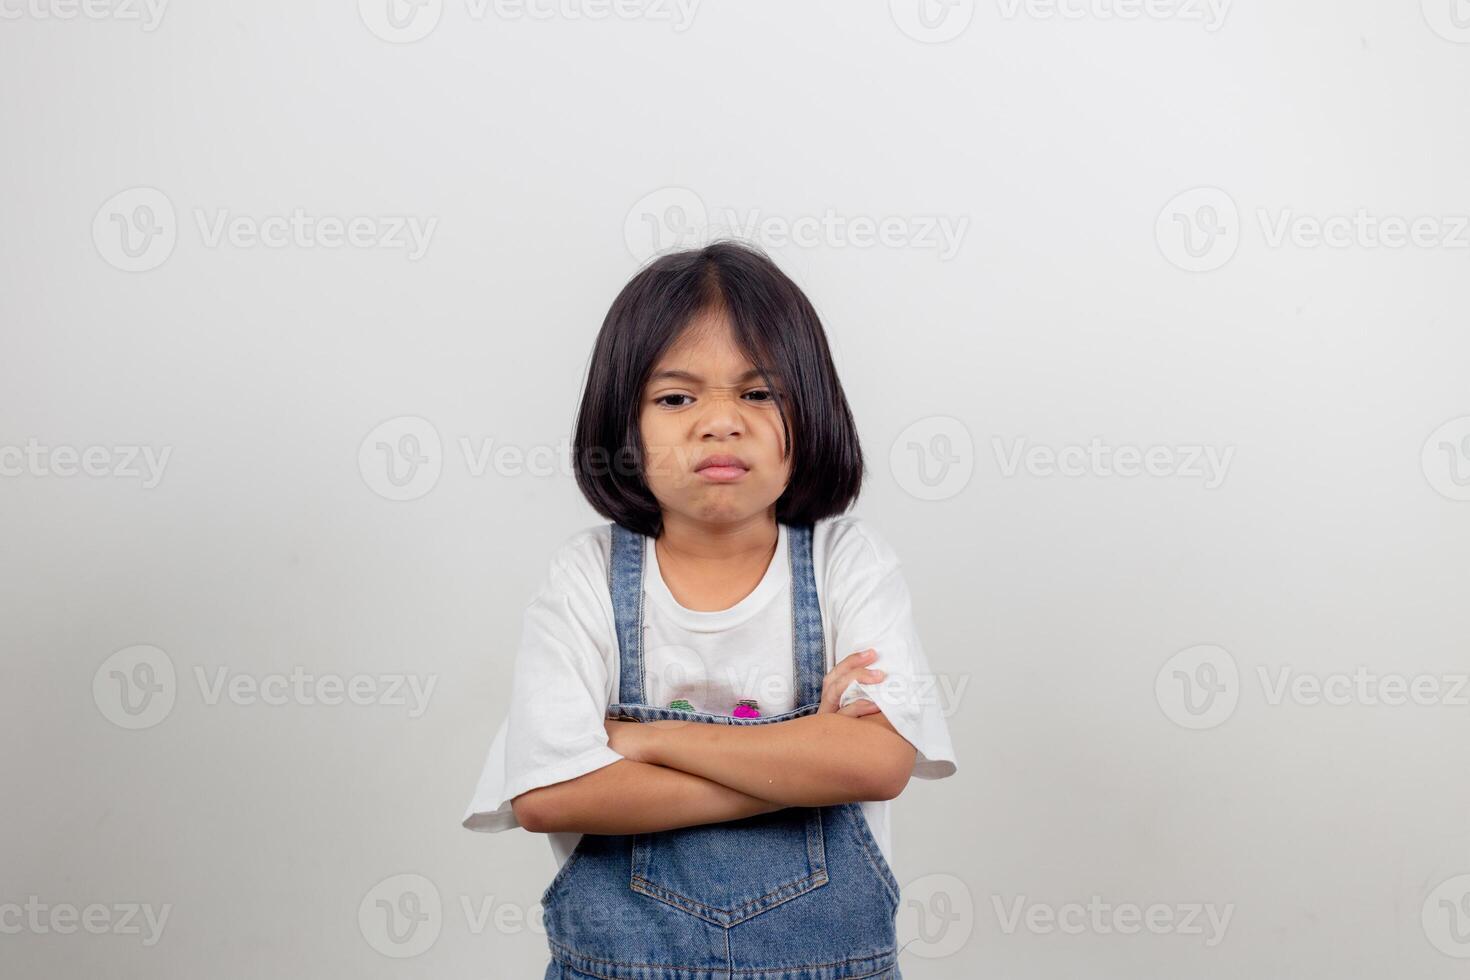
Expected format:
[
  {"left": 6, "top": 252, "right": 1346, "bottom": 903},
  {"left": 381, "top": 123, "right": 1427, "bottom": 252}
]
[
  {"left": 824, "top": 651, "right": 883, "bottom": 693},
  {"left": 820, "top": 664, "right": 887, "bottom": 712},
  {"left": 836, "top": 698, "right": 882, "bottom": 718},
  {"left": 836, "top": 649, "right": 878, "bottom": 670}
]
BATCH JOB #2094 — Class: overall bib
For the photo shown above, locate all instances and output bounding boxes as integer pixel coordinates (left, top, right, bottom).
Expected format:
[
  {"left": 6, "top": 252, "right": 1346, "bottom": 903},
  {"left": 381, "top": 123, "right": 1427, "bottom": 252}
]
[{"left": 540, "top": 522, "right": 904, "bottom": 980}]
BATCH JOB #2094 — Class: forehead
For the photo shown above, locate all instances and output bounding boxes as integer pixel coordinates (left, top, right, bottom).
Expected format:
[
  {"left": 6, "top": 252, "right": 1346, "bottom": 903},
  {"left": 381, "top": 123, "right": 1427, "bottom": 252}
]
[{"left": 647, "top": 309, "right": 759, "bottom": 381}]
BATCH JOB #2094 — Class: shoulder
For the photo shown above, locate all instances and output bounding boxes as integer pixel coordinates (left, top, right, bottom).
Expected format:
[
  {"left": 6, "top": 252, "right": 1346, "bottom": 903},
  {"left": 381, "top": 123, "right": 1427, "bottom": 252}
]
[
  {"left": 811, "top": 514, "right": 903, "bottom": 582},
  {"left": 531, "top": 523, "right": 614, "bottom": 603}
]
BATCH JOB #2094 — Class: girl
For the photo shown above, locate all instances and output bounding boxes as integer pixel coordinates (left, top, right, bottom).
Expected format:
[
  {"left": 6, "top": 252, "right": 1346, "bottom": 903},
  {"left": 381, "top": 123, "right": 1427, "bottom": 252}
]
[{"left": 462, "top": 241, "right": 958, "bottom": 979}]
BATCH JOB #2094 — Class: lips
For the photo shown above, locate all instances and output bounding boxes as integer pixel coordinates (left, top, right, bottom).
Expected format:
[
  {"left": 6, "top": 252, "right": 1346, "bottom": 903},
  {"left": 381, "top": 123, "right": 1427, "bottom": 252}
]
[
  {"left": 694, "top": 453, "right": 750, "bottom": 482},
  {"left": 694, "top": 453, "right": 749, "bottom": 472}
]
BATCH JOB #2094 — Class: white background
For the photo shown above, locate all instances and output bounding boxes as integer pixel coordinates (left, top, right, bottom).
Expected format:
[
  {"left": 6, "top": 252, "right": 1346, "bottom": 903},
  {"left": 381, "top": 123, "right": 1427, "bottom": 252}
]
[{"left": 3, "top": 1, "right": 1469, "bottom": 977}]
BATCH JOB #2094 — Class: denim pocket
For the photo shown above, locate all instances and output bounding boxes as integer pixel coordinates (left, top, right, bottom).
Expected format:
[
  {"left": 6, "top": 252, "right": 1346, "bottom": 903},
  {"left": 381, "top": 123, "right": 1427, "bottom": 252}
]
[{"left": 629, "top": 807, "right": 829, "bottom": 927}]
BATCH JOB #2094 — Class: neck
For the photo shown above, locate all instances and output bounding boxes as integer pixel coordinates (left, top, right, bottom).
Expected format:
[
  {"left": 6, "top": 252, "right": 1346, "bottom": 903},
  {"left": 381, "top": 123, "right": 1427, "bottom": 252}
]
[{"left": 656, "top": 509, "right": 779, "bottom": 564}]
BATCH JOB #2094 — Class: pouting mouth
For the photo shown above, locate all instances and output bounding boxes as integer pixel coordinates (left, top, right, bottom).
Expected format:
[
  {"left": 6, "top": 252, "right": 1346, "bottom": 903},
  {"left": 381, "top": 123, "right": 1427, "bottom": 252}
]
[{"left": 694, "top": 454, "right": 749, "bottom": 472}]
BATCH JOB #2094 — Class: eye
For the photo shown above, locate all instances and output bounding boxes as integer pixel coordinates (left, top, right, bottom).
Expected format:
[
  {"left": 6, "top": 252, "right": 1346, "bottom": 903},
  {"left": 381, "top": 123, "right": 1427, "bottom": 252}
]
[
  {"left": 744, "top": 389, "right": 774, "bottom": 403},
  {"left": 654, "top": 394, "right": 693, "bottom": 408}
]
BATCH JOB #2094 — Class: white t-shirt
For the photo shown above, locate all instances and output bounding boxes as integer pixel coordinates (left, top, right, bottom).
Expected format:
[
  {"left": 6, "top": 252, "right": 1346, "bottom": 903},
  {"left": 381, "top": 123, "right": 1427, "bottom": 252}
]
[{"left": 461, "top": 514, "right": 958, "bottom": 876}]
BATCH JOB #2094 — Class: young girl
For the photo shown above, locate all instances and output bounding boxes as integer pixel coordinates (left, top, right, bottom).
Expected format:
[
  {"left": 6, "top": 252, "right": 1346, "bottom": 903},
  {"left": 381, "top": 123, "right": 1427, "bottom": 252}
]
[{"left": 462, "top": 241, "right": 957, "bottom": 979}]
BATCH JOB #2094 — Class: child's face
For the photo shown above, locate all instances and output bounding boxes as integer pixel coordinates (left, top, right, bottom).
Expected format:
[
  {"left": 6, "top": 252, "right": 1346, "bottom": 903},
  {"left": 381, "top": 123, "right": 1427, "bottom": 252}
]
[{"left": 639, "top": 307, "right": 793, "bottom": 528}]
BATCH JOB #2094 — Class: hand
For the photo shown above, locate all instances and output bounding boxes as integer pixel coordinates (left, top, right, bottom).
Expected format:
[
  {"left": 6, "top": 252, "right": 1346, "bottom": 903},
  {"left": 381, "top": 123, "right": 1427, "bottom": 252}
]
[{"left": 818, "top": 648, "right": 886, "bottom": 719}]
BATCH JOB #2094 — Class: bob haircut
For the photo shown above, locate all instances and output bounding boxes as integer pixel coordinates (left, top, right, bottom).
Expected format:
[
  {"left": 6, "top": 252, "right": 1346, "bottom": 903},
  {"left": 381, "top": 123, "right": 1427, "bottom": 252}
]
[{"left": 572, "top": 240, "right": 865, "bottom": 538}]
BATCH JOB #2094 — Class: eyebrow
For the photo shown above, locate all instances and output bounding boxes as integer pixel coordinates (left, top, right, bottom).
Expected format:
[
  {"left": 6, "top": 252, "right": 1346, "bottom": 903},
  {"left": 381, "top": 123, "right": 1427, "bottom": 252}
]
[{"left": 646, "top": 368, "right": 768, "bottom": 385}]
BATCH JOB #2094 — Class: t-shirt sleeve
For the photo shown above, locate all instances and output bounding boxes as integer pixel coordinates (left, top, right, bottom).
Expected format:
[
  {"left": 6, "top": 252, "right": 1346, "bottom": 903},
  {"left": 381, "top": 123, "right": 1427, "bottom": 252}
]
[
  {"left": 829, "top": 520, "right": 958, "bottom": 781},
  {"left": 461, "top": 538, "right": 624, "bottom": 832}
]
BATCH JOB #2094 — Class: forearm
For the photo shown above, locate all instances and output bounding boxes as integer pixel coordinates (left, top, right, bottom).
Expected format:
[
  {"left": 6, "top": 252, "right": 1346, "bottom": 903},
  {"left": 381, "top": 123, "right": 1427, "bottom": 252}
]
[
  {"left": 513, "top": 759, "right": 783, "bottom": 835},
  {"left": 646, "top": 713, "right": 911, "bottom": 807}
]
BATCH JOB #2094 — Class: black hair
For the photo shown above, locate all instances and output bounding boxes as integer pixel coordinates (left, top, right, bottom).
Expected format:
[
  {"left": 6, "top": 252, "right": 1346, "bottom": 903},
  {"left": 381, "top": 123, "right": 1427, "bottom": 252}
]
[{"left": 572, "top": 240, "right": 865, "bottom": 538}]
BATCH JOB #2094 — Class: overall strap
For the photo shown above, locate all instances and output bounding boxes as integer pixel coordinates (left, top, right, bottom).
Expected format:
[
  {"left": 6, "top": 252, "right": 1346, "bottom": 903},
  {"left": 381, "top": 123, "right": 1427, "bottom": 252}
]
[
  {"left": 608, "top": 522, "right": 648, "bottom": 706},
  {"left": 787, "top": 523, "right": 826, "bottom": 708}
]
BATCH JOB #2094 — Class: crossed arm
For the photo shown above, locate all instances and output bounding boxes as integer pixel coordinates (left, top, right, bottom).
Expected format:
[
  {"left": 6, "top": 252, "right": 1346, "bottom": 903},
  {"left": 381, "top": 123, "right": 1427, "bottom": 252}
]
[{"left": 513, "top": 682, "right": 917, "bottom": 835}]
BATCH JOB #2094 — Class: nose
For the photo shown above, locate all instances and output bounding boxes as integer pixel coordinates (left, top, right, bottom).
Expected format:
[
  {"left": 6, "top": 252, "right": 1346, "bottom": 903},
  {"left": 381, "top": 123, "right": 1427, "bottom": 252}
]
[{"left": 694, "top": 389, "right": 744, "bottom": 440}]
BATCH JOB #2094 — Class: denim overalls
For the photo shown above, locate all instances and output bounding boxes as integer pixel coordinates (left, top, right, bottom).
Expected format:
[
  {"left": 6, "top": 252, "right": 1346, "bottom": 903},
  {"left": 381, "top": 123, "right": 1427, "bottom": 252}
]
[{"left": 539, "top": 521, "right": 904, "bottom": 980}]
